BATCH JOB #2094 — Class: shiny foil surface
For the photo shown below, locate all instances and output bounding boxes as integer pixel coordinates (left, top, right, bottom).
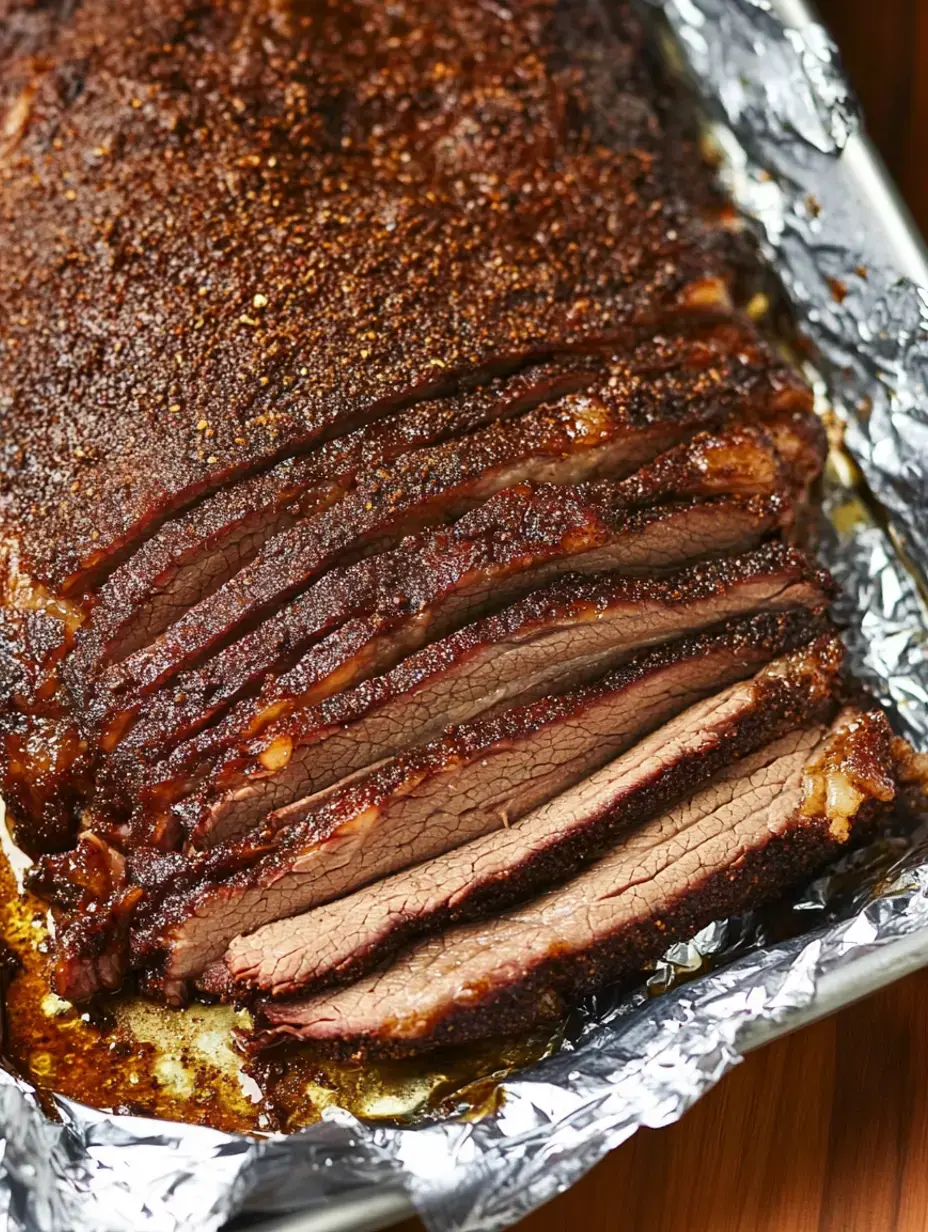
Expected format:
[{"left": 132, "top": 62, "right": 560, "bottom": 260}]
[{"left": 4, "top": 2, "right": 928, "bottom": 1229}]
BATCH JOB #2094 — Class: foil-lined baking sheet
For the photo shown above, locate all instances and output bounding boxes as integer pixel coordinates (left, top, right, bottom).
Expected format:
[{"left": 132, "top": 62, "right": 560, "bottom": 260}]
[{"left": 4, "top": 1, "right": 928, "bottom": 1229}]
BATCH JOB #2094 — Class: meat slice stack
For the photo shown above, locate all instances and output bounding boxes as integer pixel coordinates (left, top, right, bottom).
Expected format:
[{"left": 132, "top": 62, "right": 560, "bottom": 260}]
[
  {"left": 258, "top": 705, "right": 897, "bottom": 1055},
  {"left": 200, "top": 633, "right": 847, "bottom": 1002},
  {"left": 0, "top": 0, "right": 917, "bottom": 1055}
]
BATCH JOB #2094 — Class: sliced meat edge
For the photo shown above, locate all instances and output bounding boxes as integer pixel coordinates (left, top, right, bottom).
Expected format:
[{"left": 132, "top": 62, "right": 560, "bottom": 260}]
[
  {"left": 258, "top": 706, "right": 897, "bottom": 1055},
  {"left": 179, "top": 541, "right": 835, "bottom": 850},
  {"left": 103, "top": 423, "right": 796, "bottom": 786},
  {"left": 204, "top": 631, "right": 845, "bottom": 1000},
  {"left": 134, "top": 606, "right": 831, "bottom": 998},
  {"left": 73, "top": 357, "right": 604, "bottom": 672}
]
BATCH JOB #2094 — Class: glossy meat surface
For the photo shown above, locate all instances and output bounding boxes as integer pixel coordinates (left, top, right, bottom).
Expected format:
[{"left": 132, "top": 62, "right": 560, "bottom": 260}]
[{"left": 260, "top": 708, "right": 897, "bottom": 1055}]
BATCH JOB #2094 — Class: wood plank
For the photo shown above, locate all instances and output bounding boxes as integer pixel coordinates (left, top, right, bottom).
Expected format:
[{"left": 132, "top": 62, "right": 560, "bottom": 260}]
[{"left": 397, "top": 970, "right": 928, "bottom": 1230}]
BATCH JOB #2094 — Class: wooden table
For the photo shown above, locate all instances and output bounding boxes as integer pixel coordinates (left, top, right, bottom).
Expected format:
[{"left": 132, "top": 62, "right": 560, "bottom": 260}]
[
  {"left": 397, "top": 3, "right": 928, "bottom": 1228},
  {"left": 394, "top": 968, "right": 928, "bottom": 1232}
]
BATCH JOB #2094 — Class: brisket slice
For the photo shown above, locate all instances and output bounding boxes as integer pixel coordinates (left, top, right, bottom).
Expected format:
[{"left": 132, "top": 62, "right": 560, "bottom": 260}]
[
  {"left": 79, "top": 341, "right": 811, "bottom": 716},
  {"left": 101, "top": 426, "right": 795, "bottom": 800},
  {"left": 203, "top": 633, "right": 845, "bottom": 1000},
  {"left": 197, "top": 417, "right": 816, "bottom": 733},
  {"left": 174, "top": 543, "right": 835, "bottom": 850},
  {"left": 257, "top": 707, "right": 897, "bottom": 1056},
  {"left": 70, "top": 358, "right": 602, "bottom": 669},
  {"left": 132, "top": 607, "right": 828, "bottom": 997}
]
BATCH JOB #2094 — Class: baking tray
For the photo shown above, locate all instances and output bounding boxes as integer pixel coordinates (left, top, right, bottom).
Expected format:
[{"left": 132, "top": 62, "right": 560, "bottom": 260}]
[
  {"left": 239, "top": 935, "right": 928, "bottom": 1232},
  {"left": 233, "top": 2, "right": 928, "bottom": 1228}
]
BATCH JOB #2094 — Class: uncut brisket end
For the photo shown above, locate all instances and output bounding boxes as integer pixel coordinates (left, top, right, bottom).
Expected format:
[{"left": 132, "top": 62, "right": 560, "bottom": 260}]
[
  {"left": 0, "top": 0, "right": 739, "bottom": 597},
  {"left": 70, "top": 357, "right": 604, "bottom": 673},
  {"left": 171, "top": 542, "right": 836, "bottom": 851},
  {"left": 99, "top": 423, "right": 797, "bottom": 797},
  {"left": 77, "top": 339, "right": 811, "bottom": 721},
  {"left": 202, "top": 633, "right": 845, "bottom": 1000},
  {"left": 134, "top": 607, "right": 829, "bottom": 996},
  {"left": 258, "top": 707, "right": 897, "bottom": 1055}
]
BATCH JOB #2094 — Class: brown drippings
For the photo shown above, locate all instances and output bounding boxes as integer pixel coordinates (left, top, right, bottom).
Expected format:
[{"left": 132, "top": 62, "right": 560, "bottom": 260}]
[
  {"left": 0, "top": 541, "right": 84, "bottom": 636},
  {"left": 0, "top": 809, "right": 557, "bottom": 1132}
]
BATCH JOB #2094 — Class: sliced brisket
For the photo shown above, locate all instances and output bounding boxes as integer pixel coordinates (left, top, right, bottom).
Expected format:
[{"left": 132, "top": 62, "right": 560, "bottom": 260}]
[
  {"left": 3, "top": 0, "right": 877, "bottom": 1056},
  {"left": 177, "top": 426, "right": 803, "bottom": 733},
  {"left": 78, "top": 345, "right": 810, "bottom": 718},
  {"left": 70, "top": 320, "right": 809, "bottom": 674},
  {"left": 203, "top": 633, "right": 845, "bottom": 1000},
  {"left": 133, "top": 607, "right": 829, "bottom": 998},
  {"left": 99, "top": 425, "right": 796, "bottom": 800},
  {"left": 171, "top": 543, "right": 835, "bottom": 850},
  {"left": 258, "top": 707, "right": 897, "bottom": 1055},
  {"left": 8, "top": 0, "right": 891, "bottom": 1056},
  {"left": 70, "top": 357, "right": 604, "bottom": 672}
]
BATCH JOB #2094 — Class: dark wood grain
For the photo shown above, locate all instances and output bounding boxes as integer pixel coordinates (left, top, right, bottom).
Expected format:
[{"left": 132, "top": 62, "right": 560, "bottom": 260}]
[
  {"left": 397, "top": 4, "right": 928, "bottom": 1228},
  {"left": 397, "top": 970, "right": 928, "bottom": 1232},
  {"left": 818, "top": 0, "right": 928, "bottom": 233}
]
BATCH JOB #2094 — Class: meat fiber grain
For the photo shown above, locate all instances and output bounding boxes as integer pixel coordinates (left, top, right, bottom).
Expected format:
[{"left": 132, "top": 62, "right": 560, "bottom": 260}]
[
  {"left": 204, "top": 633, "right": 844, "bottom": 999},
  {"left": 175, "top": 542, "right": 834, "bottom": 849},
  {"left": 258, "top": 707, "right": 896, "bottom": 1054},
  {"left": 135, "top": 608, "right": 829, "bottom": 1000}
]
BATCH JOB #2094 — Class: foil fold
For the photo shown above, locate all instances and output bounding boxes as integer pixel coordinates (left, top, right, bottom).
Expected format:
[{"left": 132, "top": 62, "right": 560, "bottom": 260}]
[{"left": 4, "top": 2, "right": 928, "bottom": 1229}]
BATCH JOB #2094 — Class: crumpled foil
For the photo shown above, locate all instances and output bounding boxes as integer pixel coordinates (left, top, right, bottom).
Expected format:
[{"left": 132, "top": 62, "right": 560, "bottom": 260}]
[{"left": 4, "top": 2, "right": 928, "bottom": 1229}]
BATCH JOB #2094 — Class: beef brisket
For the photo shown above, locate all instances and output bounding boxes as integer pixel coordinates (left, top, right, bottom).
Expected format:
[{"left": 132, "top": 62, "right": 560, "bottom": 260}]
[
  {"left": 169, "top": 543, "right": 835, "bottom": 850},
  {"left": 257, "top": 707, "right": 897, "bottom": 1055},
  {"left": 3, "top": 0, "right": 901, "bottom": 1058},
  {"left": 76, "top": 348, "right": 811, "bottom": 722},
  {"left": 132, "top": 607, "right": 829, "bottom": 999},
  {"left": 203, "top": 634, "right": 845, "bottom": 1000},
  {"left": 71, "top": 321, "right": 810, "bottom": 676},
  {"left": 168, "top": 428, "right": 803, "bottom": 731},
  {"left": 88, "top": 428, "right": 798, "bottom": 832},
  {"left": 72, "top": 358, "right": 603, "bottom": 669},
  {"left": 98, "top": 425, "right": 796, "bottom": 796},
  {"left": 1, "top": 0, "right": 739, "bottom": 596}
]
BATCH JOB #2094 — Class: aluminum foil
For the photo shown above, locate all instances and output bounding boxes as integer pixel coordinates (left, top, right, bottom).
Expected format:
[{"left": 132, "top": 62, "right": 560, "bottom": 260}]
[{"left": 4, "top": 2, "right": 928, "bottom": 1229}]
